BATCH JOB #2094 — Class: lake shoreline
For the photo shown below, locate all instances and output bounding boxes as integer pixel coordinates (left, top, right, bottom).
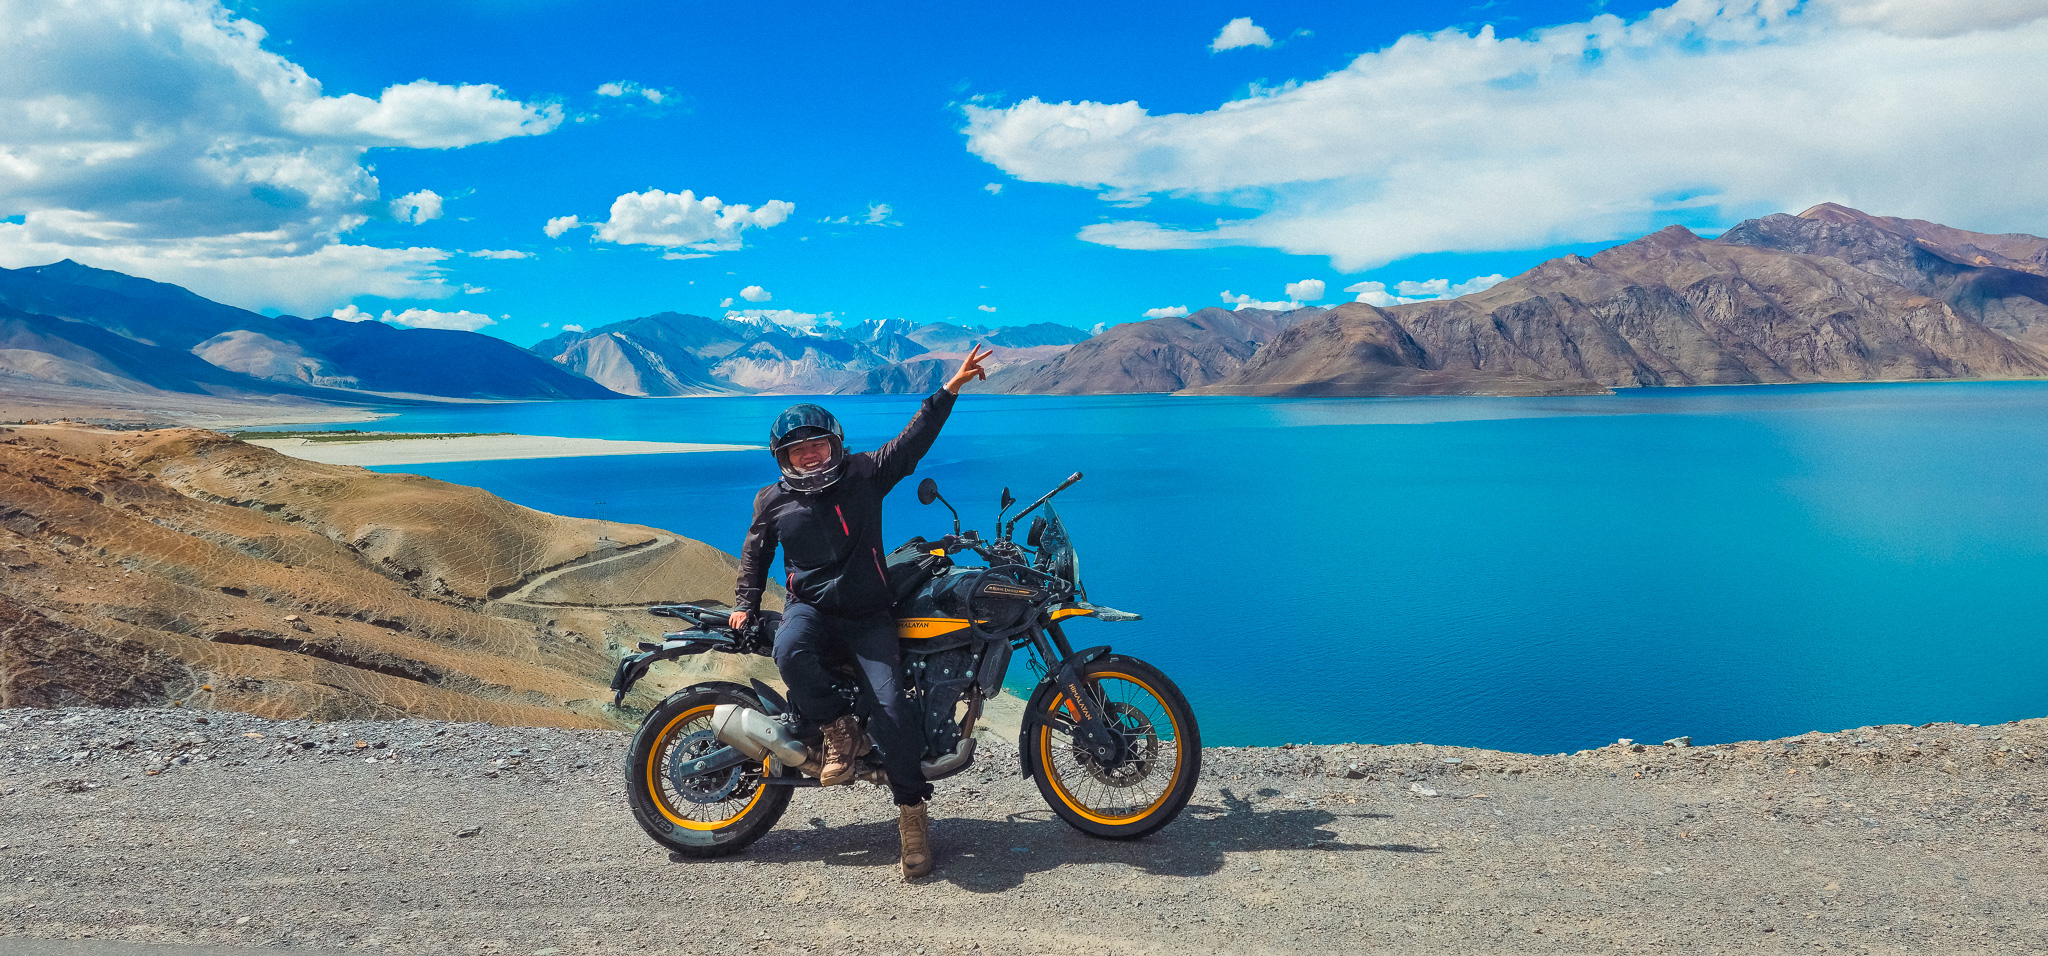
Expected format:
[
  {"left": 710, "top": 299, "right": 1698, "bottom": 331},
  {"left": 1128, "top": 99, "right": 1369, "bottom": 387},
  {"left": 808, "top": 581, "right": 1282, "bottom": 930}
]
[{"left": 245, "top": 433, "right": 761, "bottom": 466}]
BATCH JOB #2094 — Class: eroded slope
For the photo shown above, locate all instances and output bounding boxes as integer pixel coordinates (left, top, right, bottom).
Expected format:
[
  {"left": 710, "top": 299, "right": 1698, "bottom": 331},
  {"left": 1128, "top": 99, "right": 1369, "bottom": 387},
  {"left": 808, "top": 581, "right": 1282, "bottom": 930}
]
[{"left": 0, "top": 423, "right": 768, "bottom": 727}]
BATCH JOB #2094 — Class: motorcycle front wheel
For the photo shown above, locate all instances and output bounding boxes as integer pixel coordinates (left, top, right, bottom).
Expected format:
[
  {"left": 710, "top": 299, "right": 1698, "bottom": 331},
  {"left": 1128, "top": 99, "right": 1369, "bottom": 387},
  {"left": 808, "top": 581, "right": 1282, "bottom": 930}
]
[
  {"left": 624, "top": 682, "right": 793, "bottom": 857},
  {"left": 1026, "top": 653, "right": 1201, "bottom": 840}
]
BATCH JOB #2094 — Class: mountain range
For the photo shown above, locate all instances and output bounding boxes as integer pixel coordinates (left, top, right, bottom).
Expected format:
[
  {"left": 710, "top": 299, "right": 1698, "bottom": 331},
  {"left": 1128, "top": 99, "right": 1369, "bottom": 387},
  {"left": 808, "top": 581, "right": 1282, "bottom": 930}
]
[
  {"left": 3, "top": 204, "right": 2044, "bottom": 422},
  {"left": 1192, "top": 204, "right": 2048, "bottom": 396},
  {"left": 0, "top": 260, "right": 618, "bottom": 419},
  {"left": 529, "top": 314, "right": 1090, "bottom": 395}
]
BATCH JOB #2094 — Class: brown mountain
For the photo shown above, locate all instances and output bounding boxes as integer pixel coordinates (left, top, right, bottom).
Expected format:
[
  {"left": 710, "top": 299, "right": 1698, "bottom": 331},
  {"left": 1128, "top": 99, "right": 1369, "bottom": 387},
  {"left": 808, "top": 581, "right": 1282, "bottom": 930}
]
[
  {"left": 0, "top": 423, "right": 770, "bottom": 724},
  {"left": 1196, "top": 206, "right": 2048, "bottom": 397},
  {"left": 996, "top": 307, "right": 1319, "bottom": 395}
]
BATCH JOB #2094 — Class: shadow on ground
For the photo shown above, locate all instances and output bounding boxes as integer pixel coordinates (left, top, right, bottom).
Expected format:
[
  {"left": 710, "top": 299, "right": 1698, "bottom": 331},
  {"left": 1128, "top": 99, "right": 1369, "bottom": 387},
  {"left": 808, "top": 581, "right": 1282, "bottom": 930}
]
[{"left": 671, "top": 786, "right": 1430, "bottom": 892}]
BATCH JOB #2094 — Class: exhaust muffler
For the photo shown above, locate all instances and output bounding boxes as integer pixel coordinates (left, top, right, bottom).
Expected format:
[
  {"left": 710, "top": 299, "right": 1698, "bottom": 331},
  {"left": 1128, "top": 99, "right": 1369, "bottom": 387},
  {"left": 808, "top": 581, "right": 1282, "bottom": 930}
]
[
  {"left": 711, "top": 704, "right": 812, "bottom": 767},
  {"left": 711, "top": 703, "right": 980, "bottom": 780}
]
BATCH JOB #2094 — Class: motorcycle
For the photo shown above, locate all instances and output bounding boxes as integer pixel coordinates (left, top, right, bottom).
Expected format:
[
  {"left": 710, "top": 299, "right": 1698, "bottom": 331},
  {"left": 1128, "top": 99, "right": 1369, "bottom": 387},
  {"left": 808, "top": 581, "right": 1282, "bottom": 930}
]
[{"left": 610, "top": 472, "right": 1201, "bottom": 857}]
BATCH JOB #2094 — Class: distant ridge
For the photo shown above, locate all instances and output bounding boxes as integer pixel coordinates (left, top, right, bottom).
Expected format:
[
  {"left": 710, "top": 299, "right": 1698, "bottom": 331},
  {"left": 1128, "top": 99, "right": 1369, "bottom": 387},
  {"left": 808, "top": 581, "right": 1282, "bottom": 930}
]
[
  {"left": 10, "top": 204, "right": 2043, "bottom": 416},
  {"left": 1191, "top": 206, "right": 2048, "bottom": 397},
  {"left": 0, "top": 260, "right": 623, "bottom": 409},
  {"left": 531, "top": 313, "right": 1089, "bottom": 395}
]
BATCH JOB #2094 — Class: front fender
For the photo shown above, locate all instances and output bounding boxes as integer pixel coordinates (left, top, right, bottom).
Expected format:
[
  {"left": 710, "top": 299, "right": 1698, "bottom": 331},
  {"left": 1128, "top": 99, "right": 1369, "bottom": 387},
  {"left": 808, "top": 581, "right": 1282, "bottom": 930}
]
[{"left": 1015, "top": 644, "right": 1112, "bottom": 781}]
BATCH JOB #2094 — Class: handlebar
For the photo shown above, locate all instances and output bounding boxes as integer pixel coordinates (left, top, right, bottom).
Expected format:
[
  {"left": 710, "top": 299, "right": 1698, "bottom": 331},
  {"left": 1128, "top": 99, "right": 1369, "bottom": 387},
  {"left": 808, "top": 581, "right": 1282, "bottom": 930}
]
[{"left": 1004, "top": 471, "right": 1081, "bottom": 541}]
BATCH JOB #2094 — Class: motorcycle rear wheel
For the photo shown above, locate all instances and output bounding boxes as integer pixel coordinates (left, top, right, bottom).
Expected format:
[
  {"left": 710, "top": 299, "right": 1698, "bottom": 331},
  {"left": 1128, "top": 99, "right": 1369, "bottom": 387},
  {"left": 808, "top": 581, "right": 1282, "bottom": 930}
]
[
  {"left": 624, "top": 682, "right": 793, "bottom": 857},
  {"left": 1027, "top": 654, "right": 1201, "bottom": 840}
]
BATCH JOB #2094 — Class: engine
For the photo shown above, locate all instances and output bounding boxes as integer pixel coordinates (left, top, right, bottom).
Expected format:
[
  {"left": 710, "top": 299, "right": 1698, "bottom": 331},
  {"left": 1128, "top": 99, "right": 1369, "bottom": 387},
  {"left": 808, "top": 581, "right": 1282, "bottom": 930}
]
[{"left": 902, "top": 643, "right": 983, "bottom": 758}]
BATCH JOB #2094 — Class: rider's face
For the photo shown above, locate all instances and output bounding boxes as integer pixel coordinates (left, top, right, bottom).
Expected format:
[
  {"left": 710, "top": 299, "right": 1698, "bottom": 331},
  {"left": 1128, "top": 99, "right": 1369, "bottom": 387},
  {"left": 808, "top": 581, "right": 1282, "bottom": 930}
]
[{"left": 787, "top": 437, "right": 834, "bottom": 473}]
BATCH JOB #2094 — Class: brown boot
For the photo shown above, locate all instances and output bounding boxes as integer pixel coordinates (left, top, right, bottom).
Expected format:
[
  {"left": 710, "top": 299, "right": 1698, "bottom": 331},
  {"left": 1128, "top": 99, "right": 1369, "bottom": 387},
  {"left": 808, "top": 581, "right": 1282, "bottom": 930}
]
[
  {"left": 818, "top": 715, "right": 859, "bottom": 787},
  {"left": 898, "top": 801, "right": 933, "bottom": 881}
]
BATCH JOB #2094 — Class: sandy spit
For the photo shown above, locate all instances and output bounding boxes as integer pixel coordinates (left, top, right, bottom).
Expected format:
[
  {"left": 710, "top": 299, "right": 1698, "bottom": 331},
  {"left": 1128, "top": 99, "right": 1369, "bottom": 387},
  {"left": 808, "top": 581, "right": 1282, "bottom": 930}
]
[{"left": 245, "top": 434, "right": 759, "bottom": 466}]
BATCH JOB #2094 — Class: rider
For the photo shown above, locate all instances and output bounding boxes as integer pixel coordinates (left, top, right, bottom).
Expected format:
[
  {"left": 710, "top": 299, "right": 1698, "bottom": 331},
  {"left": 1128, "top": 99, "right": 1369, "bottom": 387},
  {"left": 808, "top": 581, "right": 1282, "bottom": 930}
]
[{"left": 728, "top": 344, "right": 992, "bottom": 880}]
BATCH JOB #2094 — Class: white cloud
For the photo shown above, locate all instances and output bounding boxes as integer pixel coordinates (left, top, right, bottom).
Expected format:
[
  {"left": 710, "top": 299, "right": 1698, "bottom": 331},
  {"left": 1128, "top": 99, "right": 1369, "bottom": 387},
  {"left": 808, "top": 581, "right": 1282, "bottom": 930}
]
[
  {"left": 595, "top": 80, "right": 669, "bottom": 105},
  {"left": 0, "top": 0, "right": 560, "bottom": 313},
  {"left": 1220, "top": 290, "right": 1301, "bottom": 311},
  {"left": 391, "top": 190, "right": 443, "bottom": 225},
  {"left": 1211, "top": 17, "right": 1276, "bottom": 52},
  {"left": 286, "top": 79, "right": 560, "bottom": 149},
  {"left": 1284, "top": 279, "right": 1325, "bottom": 301},
  {"left": 984, "top": 183, "right": 1004, "bottom": 195},
  {"left": 1141, "top": 305, "right": 1189, "bottom": 318},
  {"left": 1346, "top": 273, "right": 1506, "bottom": 306},
  {"left": 864, "top": 202, "right": 894, "bottom": 225},
  {"left": 328, "top": 304, "right": 495, "bottom": 331},
  {"left": 0, "top": 225, "right": 452, "bottom": 316},
  {"left": 720, "top": 297, "right": 734, "bottom": 308},
  {"left": 965, "top": 1, "right": 2048, "bottom": 270},
  {"left": 557, "top": 189, "right": 793, "bottom": 252},
  {"left": 382, "top": 307, "right": 495, "bottom": 331},
  {"left": 977, "top": 304, "right": 997, "bottom": 312},
  {"left": 466, "top": 248, "right": 532, "bottom": 259},
  {"left": 462, "top": 284, "right": 488, "bottom": 294},
  {"left": 561, "top": 323, "right": 586, "bottom": 333},
  {"left": 740, "top": 285, "right": 772, "bottom": 302},
  {"left": 662, "top": 251, "right": 714, "bottom": 260}
]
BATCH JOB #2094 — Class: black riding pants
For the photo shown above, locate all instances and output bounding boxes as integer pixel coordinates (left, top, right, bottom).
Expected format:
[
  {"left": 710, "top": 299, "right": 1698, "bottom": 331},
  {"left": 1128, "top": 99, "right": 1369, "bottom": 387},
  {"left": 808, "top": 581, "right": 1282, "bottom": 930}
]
[{"left": 772, "top": 602, "right": 932, "bottom": 806}]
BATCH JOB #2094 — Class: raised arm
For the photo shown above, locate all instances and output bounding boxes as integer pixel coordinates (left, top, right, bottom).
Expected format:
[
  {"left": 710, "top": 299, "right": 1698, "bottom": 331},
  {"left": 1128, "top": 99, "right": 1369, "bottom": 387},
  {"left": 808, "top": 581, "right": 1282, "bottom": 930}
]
[
  {"left": 870, "top": 389, "right": 957, "bottom": 491},
  {"left": 869, "top": 344, "right": 992, "bottom": 491}
]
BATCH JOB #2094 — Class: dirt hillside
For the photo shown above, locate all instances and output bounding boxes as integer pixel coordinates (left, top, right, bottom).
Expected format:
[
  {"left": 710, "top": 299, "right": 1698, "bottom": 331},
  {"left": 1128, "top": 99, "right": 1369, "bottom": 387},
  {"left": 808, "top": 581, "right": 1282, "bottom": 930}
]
[{"left": 0, "top": 423, "right": 774, "bottom": 728}]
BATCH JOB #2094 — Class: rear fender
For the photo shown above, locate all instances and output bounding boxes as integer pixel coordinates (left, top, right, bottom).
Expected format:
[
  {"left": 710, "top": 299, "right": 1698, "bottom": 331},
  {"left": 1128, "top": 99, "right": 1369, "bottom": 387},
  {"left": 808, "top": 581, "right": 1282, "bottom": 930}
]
[{"left": 610, "top": 630, "right": 739, "bottom": 705}]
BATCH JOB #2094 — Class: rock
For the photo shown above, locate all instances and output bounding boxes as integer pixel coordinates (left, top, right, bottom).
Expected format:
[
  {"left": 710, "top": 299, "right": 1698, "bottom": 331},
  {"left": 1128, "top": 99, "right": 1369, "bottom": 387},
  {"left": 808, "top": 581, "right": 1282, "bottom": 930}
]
[
  {"left": 1409, "top": 783, "right": 1440, "bottom": 798},
  {"left": 455, "top": 826, "right": 482, "bottom": 838},
  {"left": 1343, "top": 765, "right": 1368, "bottom": 780},
  {"left": 1665, "top": 736, "right": 1693, "bottom": 748}
]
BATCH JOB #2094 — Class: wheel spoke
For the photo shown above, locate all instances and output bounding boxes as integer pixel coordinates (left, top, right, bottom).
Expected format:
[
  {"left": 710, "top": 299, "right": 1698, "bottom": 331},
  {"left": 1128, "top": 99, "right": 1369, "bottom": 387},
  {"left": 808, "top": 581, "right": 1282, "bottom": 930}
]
[
  {"left": 654, "top": 710, "right": 762, "bottom": 825},
  {"left": 1042, "top": 672, "right": 1184, "bottom": 821}
]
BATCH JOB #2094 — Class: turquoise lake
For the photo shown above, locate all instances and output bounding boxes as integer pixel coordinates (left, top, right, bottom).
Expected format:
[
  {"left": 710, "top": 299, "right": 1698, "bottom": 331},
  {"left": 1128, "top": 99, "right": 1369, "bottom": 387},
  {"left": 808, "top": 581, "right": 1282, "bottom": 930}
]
[{"left": 264, "top": 382, "right": 2048, "bottom": 753}]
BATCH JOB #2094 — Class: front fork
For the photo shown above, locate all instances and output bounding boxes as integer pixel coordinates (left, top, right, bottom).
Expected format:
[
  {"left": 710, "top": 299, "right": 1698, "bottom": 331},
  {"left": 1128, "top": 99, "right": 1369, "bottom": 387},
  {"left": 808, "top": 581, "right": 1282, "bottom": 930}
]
[{"left": 1022, "top": 620, "right": 1131, "bottom": 774}]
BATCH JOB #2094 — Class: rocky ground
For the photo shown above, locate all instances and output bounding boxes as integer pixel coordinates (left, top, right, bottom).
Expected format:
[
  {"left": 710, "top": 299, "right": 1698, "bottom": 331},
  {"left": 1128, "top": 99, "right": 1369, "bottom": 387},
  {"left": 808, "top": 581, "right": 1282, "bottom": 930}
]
[{"left": 0, "top": 706, "right": 2042, "bottom": 956}]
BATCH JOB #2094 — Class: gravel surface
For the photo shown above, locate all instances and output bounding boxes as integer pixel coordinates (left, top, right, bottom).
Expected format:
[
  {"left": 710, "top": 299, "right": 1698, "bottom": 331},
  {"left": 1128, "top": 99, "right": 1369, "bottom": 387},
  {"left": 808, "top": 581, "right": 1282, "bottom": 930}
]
[{"left": 2, "top": 706, "right": 2042, "bottom": 955}]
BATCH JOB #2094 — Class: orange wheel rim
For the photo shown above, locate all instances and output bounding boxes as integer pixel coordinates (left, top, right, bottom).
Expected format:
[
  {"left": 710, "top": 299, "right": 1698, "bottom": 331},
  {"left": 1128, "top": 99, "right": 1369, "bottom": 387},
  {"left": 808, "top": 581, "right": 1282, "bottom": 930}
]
[
  {"left": 1036, "top": 670, "right": 1184, "bottom": 825},
  {"left": 646, "top": 703, "right": 768, "bottom": 831}
]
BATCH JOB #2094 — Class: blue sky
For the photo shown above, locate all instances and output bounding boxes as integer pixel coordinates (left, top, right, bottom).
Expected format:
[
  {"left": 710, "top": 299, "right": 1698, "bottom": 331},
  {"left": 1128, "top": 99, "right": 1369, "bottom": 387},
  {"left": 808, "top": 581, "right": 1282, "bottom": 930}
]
[{"left": 2, "top": 0, "right": 2044, "bottom": 345}]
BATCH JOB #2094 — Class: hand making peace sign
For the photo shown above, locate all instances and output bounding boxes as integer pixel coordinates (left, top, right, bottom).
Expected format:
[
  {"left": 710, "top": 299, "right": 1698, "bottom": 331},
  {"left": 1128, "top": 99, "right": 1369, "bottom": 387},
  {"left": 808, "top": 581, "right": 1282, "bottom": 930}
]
[{"left": 944, "top": 343, "right": 994, "bottom": 394}]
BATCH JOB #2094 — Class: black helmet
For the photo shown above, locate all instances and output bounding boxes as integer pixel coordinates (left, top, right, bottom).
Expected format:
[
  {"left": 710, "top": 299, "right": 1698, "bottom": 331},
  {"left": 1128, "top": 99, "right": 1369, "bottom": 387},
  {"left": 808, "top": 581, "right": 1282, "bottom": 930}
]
[{"left": 768, "top": 403, "right": 846, "bottom": 493}]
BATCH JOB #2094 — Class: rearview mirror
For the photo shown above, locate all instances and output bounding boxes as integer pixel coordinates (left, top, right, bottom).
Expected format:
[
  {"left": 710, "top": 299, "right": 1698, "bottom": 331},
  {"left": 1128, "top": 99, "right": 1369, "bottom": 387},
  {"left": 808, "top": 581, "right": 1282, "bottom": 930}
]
[
  {"left": 1001, "top": 487, "right": 1015, "bottom": 511},
  {"left": 1027, "top": 515, "right": 1047, "bottom": 549},
  {"left": 917, "top": 477, "right": 939, "bottom": 506}
]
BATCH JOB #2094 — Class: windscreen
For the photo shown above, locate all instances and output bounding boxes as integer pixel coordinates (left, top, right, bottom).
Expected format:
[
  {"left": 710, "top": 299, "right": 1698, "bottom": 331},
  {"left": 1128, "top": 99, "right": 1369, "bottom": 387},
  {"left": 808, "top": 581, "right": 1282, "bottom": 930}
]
[{"left": 1036, "top": 504, "right": 1084, "bottom": 601}]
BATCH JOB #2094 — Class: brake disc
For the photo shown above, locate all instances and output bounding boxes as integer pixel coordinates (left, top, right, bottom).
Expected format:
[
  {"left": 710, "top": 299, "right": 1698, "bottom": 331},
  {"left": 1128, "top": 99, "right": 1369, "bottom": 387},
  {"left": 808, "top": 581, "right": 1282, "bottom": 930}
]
[
  {"left": 1075, "top": 702, "right": 1159, "bottom": 787},
  {"left": 668, "top": 729, "right": 745, "bottom": 804}
]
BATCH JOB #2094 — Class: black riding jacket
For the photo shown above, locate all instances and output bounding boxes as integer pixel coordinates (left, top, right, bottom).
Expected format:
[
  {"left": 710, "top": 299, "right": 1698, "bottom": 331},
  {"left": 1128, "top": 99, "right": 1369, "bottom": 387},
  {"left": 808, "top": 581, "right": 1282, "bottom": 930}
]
[{"left": 735, "top": 389, "right": 956, "bottom": 616}]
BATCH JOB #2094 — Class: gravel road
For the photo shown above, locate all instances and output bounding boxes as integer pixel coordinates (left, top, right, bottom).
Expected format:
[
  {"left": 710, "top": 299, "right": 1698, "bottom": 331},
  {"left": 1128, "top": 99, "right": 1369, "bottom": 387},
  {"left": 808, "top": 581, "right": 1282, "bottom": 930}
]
[{"left": 2, "top": 707, "right": 2042, "bottom": 955}]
